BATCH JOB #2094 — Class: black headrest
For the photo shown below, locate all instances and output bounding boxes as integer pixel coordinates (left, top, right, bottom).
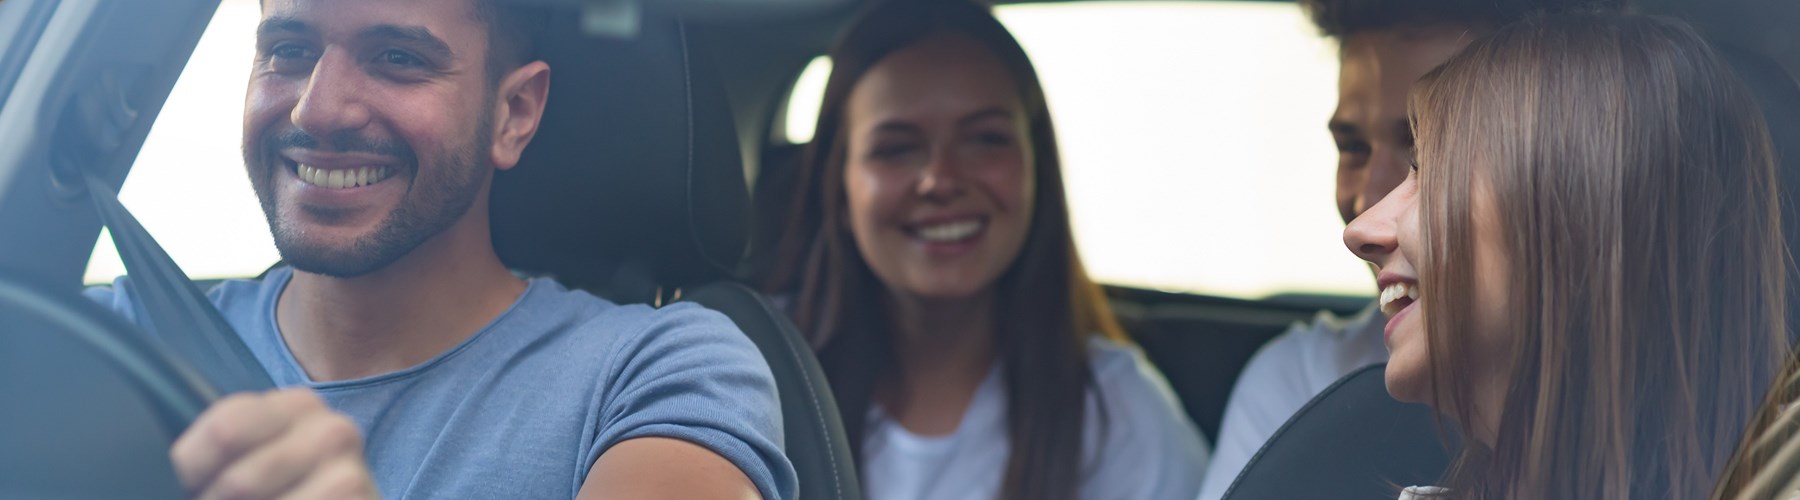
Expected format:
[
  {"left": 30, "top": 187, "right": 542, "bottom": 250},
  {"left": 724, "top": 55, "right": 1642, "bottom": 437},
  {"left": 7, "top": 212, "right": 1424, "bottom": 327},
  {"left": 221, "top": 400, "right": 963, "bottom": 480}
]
[{"left": 491, "top": 14, "right": 748, "bottom": 301}]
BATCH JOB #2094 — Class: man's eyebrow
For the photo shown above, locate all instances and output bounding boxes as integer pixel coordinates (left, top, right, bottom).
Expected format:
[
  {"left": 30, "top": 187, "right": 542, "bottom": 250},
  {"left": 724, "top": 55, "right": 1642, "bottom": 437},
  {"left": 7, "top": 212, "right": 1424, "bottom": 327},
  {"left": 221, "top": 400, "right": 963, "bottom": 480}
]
[
  {"left": 360, "top": 24, "right": 456, "bottom": 61},
  {"left": 257, "top": 16, "right": 310, "bottom": 39}
]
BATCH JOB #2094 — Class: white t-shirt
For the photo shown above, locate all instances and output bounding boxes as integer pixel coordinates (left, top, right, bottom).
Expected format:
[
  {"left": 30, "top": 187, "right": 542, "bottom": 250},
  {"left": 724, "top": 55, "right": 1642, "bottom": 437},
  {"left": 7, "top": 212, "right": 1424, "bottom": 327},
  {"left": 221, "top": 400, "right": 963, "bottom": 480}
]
[
  {"left": 1195, "top": 303, "right": 1390, "bottom": 500},
  {"left": 861, "top": 337, "right": 1211, "bottom": 500}
]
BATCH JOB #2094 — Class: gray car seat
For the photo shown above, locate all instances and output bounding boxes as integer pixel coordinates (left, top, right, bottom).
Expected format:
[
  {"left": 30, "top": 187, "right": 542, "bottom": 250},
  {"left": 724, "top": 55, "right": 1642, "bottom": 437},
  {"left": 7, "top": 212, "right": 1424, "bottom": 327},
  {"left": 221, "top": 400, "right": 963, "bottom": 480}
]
[{"left": 488, "top": 13, "right": 860, "bottom": 500}]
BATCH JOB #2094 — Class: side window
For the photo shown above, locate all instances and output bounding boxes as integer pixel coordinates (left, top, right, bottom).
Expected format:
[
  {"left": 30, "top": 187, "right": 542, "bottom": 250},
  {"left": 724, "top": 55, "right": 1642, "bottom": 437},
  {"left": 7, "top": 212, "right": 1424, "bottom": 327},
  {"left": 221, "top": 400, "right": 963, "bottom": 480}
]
[
  {"left": 781, "top": 56, "right": 832, "bottom": 145},
  {"left": 84, "top": 0, "right": 277, "bottom": 284},
  {"left": 779, "top": 2, "right": 1373, "bottom": 299}
]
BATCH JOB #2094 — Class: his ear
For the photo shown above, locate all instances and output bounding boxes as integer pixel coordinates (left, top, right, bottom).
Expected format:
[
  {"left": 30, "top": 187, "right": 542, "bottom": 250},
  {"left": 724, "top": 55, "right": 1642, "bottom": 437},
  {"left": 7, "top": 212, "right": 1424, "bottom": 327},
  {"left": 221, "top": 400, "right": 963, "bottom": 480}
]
[{"left": 489, "top": 61, "right": 552, "bottom": 171}]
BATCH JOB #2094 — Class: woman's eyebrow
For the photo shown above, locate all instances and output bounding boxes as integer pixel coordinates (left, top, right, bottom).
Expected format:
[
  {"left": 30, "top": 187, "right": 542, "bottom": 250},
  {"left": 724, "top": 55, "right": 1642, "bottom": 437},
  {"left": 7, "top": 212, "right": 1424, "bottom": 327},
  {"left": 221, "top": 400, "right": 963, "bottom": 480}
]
[{"left": 957, "top": 107, "right": 1012, "bottom": 126}]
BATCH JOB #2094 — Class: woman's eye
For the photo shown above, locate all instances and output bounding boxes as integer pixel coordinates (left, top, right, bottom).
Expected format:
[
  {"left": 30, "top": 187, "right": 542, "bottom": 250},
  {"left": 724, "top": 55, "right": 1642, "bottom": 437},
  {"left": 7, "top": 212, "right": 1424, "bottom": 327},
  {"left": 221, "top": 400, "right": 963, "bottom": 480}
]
[
  {"left": 973, "top": 132, "right": 1013, "bottom": 147},
  {"left": 379, "top": 49, "right": 426, "bottom": 69},
  {"left": 871, "top": 143, "right": 919, "bottom": 160},
  {"left": 1336, "top": 140, "right": 1371, "bottom": 155}
]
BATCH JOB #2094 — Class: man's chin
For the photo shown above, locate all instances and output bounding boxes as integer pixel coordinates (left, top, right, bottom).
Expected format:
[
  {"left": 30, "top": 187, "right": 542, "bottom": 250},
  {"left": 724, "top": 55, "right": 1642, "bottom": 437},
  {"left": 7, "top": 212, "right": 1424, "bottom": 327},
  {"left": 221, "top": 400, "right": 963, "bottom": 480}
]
[
  {"left": 279, "top": 247, "right": 392, "bottom": 278},
  {"left": 273, "top": 231, "right": 411, "bottom": 279}
]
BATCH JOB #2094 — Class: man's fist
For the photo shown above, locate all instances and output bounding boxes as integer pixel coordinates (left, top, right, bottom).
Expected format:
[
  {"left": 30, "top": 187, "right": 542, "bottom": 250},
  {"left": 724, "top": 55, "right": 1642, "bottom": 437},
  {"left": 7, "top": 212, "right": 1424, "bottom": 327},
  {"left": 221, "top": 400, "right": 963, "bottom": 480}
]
[{"left": 170, "top": 388, "right": 378, "bottom": 500}]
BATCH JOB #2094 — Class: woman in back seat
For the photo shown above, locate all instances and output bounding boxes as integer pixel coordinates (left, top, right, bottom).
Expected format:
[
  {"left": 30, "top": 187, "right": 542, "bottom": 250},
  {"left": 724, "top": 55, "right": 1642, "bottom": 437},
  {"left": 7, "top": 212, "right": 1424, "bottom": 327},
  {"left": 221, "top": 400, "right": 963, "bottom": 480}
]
[
  {"left": 759, "top": 0, "right": 1209, "bottom": 498},
  {"left": 1343, "top": 13, "right": 1787, "bottom": 499}
]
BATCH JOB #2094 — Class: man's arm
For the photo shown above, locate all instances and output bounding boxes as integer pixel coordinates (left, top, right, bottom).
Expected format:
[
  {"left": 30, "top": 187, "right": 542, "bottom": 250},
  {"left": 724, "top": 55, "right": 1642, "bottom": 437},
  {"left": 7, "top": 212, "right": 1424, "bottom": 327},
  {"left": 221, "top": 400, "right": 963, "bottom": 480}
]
[
  {"left": 577, "top": 437, "right": 759, "bottom": 500},
  {"left": 578, "top": 304, "right": 796, "bottom": 500}
]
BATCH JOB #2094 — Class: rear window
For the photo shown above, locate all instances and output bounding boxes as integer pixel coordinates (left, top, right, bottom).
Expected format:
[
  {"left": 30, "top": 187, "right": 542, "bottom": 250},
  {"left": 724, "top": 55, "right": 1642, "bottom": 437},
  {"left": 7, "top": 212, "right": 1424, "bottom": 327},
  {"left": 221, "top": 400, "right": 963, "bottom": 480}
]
[{"left": 782, "top": 2, "right": 1374, "bottom": 299}]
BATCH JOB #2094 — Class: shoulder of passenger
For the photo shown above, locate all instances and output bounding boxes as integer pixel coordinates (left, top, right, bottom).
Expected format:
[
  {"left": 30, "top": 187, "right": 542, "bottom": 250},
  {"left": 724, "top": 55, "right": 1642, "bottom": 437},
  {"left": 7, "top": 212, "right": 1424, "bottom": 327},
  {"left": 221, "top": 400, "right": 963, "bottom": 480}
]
[
  {"left": 1084, "top": 336, "right": 1169, "bottom": 393},
  {"left": 1273, "top": 306, "right": 1380, "bottom": 355}
]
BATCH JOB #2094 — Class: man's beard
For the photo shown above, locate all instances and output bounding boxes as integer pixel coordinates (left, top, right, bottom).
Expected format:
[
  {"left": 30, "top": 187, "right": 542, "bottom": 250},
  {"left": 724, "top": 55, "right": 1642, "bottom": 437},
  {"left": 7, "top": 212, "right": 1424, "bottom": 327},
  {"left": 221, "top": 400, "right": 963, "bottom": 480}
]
[{"left": 249, "top": 113, "right": 494, "bottom": 279}]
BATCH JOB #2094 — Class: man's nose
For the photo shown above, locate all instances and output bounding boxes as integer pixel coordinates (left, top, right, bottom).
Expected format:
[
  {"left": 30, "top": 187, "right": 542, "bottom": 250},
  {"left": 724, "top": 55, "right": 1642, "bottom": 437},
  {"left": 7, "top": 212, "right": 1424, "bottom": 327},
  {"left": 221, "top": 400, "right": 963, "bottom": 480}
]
[
  {"left": 1355, "top": 146, "right": 1410, "bottom": 215},
  {"left": 291, "top": 50, "right": 372, "bottom": 141}
]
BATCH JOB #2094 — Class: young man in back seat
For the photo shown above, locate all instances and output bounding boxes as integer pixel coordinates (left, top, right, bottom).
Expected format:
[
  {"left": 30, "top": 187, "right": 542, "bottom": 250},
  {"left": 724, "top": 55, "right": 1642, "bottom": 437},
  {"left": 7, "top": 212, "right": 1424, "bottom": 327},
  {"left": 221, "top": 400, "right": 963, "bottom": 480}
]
[
  {"left": 84, "top": 0, "right": 794, "bottom": 498},
  {"left": 1197, "top": 1, "right": 1620, "bottom": 497}
]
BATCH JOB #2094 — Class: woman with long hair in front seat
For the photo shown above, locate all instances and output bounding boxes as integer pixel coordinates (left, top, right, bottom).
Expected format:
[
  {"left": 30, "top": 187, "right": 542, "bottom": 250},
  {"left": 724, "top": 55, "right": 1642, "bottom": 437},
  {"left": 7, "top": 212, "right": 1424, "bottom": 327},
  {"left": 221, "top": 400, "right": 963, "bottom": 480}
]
[
  {"left": 759, "top": 0, "right": 1209, "bottom": 498},
  {"left": 1343, "top": 12, "right": 1788, "bottom": 499}
]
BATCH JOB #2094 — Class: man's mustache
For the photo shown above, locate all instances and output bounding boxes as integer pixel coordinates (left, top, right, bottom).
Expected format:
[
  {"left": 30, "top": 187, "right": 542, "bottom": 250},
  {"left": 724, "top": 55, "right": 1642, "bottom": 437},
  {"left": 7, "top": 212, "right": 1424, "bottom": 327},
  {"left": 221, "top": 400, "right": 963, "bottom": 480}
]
[{"left": 267, "top": 129, "right": 417, "bottom": 166}]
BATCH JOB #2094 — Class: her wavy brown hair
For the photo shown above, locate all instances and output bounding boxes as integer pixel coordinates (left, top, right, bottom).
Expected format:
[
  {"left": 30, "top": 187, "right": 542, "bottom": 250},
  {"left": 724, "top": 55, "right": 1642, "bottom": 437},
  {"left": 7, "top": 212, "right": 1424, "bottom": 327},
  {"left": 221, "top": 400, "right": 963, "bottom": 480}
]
[{"left": 1409, "top": 13, "right": 1786, "bottom": 499}]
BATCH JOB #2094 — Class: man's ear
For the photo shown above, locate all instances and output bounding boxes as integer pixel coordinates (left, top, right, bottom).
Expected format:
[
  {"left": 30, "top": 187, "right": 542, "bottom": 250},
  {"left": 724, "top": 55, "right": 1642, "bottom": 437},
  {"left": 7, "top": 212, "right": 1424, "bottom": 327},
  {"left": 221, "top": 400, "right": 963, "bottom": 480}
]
[{"left": 489, "top": 61, "right": 552, "bottom": 171}]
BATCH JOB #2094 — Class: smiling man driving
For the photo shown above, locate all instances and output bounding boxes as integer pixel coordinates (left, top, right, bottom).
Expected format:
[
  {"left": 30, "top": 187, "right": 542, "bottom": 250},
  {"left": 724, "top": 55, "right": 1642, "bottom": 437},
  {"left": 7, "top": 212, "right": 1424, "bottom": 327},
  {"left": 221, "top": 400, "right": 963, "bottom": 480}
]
[{"left": 84, "top": 1, "right": 795, "bottom": 498}]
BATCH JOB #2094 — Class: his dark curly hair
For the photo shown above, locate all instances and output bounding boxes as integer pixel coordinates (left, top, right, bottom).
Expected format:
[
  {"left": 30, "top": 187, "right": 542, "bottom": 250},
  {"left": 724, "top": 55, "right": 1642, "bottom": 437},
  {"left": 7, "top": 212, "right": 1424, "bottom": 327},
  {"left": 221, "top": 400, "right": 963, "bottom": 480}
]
[{"left": 1299, "top": 0, "right": 1628, "bottom": 38}]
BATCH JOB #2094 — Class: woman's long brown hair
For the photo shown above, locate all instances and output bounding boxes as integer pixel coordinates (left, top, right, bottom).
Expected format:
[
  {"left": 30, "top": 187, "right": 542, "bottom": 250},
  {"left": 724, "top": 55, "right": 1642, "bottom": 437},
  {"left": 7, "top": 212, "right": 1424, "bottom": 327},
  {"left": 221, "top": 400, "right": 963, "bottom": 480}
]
[
  {"left": 1409, "top": 13, "right": 1786, "bottom": 499},
  {"left": 757, "top": 0, "right": 1124, "bottom": 498}
]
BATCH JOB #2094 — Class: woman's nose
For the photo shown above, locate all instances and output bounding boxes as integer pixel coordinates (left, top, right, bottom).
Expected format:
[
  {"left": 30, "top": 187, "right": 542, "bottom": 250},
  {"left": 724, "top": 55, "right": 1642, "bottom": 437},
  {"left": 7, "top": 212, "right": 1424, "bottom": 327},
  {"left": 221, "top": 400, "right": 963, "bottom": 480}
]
[
  {"left": 916, "top": 150, "right": 966, "bottom": 201},
  {"left": 1345, "top": 177, "right": 1411, "bottom": 263}
]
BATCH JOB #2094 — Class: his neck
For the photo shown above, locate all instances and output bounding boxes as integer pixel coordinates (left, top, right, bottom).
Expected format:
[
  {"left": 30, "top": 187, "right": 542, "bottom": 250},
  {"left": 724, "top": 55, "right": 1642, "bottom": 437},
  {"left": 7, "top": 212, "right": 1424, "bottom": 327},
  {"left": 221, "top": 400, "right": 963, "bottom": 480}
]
[{"left": 275, "top": 209, "right": 525, "bottom": 382}]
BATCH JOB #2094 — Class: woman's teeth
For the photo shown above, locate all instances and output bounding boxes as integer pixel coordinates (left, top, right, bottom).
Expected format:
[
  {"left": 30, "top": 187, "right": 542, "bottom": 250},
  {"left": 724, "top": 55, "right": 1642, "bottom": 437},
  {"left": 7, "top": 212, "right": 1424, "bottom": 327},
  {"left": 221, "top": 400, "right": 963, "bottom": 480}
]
[
  {"left": 1380, "top": 282, "right": 1420, "bottom": 315},
  {"left": 298, "top": 164, "right": 391, "bottom": 190},
  {"left": 916, "top": 219, "right": 984, "bottom": 243}
]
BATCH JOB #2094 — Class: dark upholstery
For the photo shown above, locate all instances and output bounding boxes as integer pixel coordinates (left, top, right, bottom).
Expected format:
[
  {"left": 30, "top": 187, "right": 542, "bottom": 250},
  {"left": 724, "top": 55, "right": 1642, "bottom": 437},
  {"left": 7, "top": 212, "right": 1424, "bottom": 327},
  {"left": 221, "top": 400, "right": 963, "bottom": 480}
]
[
  {"left": 493, "top": 15, "right": 746, "bottom": 302},
  {"left": 682, "top": 282, "right": 862, "bottom": 500},
  {"left": 488, "top": 15, "right": 859, "bottom": 500},
  {"left": 1112, "top": 287, "right": 1357, "bottom": 443},
  {"left": 1220, "top": 364, "right": 1452, "bottom": 500}
]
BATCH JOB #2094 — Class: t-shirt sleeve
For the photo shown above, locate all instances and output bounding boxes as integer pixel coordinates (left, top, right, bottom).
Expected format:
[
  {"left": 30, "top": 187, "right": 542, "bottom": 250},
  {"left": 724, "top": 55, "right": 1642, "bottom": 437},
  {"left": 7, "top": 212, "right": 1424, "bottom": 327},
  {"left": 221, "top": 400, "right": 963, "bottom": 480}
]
[
  {"left": 83, "top": 276, "right": 147, "bottom": 327},
  {"left": 1194, "top": 325, "right": 1322, "bottom": 500},
  {"left": 586, "top": 303, "right": 797, "bottom": 500},
  {"left": 1080, "top": 342, "right": 1212, "bottom": 500}
]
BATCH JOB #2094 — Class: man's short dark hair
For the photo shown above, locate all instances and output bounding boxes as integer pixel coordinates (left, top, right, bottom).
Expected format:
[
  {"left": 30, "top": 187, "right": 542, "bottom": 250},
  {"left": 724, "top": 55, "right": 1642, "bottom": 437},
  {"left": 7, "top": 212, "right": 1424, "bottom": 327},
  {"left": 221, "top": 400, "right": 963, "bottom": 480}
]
[
  {"left": 472, "top": 0, "right": 549, "bottom": 83},
  {"left": 1298, "top": 0, "right": 1628, "bottom": 39}
]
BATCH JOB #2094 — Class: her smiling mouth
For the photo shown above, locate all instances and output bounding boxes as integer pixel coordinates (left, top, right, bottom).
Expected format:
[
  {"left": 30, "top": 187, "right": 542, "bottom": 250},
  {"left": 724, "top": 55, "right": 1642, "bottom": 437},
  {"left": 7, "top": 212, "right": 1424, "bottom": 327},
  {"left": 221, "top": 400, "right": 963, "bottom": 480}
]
[
  {"left": 913, "top": 219, "right": 985, "bottom": 243},
  {"left": 1380, "top": 281, "right": 1419, "bottom": 316},
  {"left": 296, "top": 163, "right": 392, "bottom": 190}
]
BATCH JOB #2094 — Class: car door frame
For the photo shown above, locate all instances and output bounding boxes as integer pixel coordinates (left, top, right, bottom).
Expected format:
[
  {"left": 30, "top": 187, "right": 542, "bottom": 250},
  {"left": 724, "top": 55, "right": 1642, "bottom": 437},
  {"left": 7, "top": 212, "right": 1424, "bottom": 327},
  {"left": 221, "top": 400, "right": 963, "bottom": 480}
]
[{"left": 0, "top": 0, "right": 219, "bottom": 290}]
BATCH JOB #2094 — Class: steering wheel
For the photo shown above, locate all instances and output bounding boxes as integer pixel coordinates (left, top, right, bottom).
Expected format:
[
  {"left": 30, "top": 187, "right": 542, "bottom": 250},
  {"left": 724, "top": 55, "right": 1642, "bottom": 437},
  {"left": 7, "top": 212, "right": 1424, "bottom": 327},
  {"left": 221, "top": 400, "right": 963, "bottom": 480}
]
[{"left": 0, "top": 273, "right": 216, "bottom": 499}]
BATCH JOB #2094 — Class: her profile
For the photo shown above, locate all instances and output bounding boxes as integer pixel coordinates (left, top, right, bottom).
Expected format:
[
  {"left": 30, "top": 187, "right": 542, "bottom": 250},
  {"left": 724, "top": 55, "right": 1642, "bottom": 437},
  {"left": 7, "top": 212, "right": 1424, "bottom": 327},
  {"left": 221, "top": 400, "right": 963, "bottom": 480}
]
[{"left": 1344, "top": 12, "right": 1787, "bottom": 499}]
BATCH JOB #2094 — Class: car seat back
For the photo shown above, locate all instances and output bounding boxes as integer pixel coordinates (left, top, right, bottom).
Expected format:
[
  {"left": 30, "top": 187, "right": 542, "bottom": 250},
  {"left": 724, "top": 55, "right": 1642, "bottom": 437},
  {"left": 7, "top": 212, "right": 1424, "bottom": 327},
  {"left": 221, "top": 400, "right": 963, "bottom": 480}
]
[{"left": 489, "top": 13, "right": 861, "bottom": 500}]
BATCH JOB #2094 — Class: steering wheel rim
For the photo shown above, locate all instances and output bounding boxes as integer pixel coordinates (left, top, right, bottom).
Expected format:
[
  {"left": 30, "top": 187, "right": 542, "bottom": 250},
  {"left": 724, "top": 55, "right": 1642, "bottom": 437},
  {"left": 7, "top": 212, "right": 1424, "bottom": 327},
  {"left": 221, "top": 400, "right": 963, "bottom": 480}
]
[{"left": 0, "top": 273, "right": 216, "bottom": 432}]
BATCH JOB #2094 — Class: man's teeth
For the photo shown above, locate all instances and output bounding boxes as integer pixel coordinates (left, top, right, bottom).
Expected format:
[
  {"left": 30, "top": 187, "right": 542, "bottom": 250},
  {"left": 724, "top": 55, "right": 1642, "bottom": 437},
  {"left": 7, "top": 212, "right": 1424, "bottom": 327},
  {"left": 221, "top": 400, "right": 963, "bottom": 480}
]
[
  {"left": 297, "top": 164, "right": 391, "bottom": 189},
  {"left": 916, "top": 219, "right": 984, "bottom": 243},
  {"left": 1379, "top": 282, "right": 1420, "bottom": 315}
]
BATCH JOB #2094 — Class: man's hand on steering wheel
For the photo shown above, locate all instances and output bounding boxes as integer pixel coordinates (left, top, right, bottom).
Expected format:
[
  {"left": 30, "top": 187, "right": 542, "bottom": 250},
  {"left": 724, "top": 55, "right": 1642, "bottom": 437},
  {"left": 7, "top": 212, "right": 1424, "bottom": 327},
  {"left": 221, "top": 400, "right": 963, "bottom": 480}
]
[{"left": 170, "top": 388, "right": 380, "bottom": 500}]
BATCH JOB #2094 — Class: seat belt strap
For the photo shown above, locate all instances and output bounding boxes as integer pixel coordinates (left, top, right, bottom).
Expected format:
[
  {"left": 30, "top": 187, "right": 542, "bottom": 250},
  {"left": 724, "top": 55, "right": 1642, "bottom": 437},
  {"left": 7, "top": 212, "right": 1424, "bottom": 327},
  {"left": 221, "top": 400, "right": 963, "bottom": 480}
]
[{"left": 83, "top": 172, "right": 274, "bottom": 394}]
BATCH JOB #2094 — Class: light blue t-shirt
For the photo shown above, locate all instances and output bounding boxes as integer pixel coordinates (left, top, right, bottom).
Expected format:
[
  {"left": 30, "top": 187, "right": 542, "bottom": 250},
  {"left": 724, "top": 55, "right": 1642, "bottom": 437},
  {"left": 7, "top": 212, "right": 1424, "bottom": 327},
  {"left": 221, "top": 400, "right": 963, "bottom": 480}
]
[{"left": 87, "top": 267, "right": 796, "bottom": 500}]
